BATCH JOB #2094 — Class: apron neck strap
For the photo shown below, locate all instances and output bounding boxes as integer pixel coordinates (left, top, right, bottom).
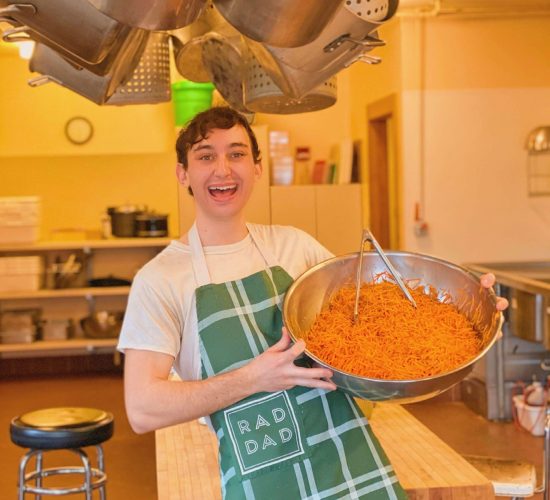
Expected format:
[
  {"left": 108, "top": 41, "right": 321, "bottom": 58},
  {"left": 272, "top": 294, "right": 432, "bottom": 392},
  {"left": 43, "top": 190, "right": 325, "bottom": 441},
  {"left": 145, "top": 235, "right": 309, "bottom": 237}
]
[
  {"left": 189, "top": 222, "right": 279, "bottom": 286},
  {"left": 188, "top": 223, "right": 211, "bottom": 287}
]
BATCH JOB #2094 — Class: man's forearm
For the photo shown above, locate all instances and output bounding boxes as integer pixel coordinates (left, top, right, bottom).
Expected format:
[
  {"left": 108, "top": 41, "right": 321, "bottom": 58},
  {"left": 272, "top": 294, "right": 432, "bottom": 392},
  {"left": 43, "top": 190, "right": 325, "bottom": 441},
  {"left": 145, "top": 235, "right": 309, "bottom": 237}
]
[{"left": 126, "top": 365, "right": 256, "bottom": 433}]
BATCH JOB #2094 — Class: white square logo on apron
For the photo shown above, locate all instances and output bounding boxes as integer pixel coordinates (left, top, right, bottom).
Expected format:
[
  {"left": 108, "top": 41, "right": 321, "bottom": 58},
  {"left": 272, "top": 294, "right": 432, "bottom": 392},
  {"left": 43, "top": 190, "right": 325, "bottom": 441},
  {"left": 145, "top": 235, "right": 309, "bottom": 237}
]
[{"left": 224, "top": 391, "right": 306, "bottom": 475}]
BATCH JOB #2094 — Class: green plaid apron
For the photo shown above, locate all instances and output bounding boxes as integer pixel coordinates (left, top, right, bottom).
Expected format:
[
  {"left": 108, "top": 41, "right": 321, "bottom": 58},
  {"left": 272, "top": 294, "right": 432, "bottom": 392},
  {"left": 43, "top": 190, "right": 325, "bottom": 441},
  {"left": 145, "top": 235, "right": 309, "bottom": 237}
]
[{"left": 189, "top": 224, "right": 406, "bottom": 500}]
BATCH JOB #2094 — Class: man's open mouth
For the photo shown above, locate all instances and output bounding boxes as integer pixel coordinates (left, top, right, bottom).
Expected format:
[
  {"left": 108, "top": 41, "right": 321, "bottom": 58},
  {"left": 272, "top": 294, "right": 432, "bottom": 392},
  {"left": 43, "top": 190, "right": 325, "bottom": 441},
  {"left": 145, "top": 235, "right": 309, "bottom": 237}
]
[{"left": 208, "top": 184, "right": 238, "bottom": 199}]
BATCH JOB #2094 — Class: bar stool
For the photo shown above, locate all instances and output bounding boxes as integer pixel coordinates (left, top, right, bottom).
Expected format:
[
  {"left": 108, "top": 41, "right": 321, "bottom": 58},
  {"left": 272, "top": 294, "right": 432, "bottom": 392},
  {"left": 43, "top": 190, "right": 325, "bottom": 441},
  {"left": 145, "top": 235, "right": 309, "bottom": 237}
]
[{"left": 10, "top": 407, "right": 114, "bottom": 500}]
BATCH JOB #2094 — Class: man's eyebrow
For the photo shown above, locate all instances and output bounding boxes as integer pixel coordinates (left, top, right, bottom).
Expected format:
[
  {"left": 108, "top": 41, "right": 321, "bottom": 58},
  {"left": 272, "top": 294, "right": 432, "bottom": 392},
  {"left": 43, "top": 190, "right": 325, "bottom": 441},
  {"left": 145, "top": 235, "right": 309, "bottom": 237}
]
[
  {"left": 229, "top": 142, "right": 249, "bottom": 148},
  {"left": 191, "top": 144, "right": 214, "bottom": 152}
]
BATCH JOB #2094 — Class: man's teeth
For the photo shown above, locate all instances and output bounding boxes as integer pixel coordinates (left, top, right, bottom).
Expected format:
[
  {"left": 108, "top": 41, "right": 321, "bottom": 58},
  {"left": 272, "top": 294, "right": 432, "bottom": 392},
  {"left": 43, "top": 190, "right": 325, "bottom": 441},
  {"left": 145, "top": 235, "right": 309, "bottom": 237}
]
[{"left": 209, "top": 185, "right": 236, "bottom": 191}]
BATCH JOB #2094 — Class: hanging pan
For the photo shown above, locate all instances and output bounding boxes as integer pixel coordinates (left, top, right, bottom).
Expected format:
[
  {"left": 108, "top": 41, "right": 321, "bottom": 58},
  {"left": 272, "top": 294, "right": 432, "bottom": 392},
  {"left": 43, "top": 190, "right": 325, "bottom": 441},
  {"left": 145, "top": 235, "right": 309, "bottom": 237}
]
[
  {"left": 87, "top": 0, "right": 206, "bottom": 31},
  {"left": 0, "top": 0, "right": 146, "bottom": 75},
  {"left": 243, "top": 51, "right": 337, "bottom": 115},
  {"left": 28, "top": 32, "right": 150, "bottom": 105},
  {"left": 213, "top": 0, "right": 341, "bottom": 48},
  {"left": 245, "top": 0, "right": 398, "bottom": 98}
]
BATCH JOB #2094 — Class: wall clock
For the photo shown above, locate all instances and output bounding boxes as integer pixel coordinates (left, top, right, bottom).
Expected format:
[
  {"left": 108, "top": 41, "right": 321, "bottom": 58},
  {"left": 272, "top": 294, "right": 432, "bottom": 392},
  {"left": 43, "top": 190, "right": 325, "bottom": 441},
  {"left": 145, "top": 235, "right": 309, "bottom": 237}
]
[{"left": 65, "top": 116, "right": 94, "bottom": 145}]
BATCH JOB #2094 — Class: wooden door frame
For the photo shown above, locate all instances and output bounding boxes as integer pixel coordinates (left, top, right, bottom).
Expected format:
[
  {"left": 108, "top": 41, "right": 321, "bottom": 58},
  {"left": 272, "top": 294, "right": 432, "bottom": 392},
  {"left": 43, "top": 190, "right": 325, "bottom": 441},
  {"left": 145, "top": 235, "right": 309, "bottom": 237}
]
[{"left": 367, "top": 94, "right": 402, "bottom": 249}]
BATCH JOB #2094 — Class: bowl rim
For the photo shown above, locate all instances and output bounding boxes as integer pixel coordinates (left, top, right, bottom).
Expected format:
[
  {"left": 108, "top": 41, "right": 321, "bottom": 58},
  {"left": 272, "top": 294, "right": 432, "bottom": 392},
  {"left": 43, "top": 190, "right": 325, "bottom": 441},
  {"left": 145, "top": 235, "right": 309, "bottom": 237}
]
[{"left": 283, "top": 249, "right": 503, "bottom": 384}]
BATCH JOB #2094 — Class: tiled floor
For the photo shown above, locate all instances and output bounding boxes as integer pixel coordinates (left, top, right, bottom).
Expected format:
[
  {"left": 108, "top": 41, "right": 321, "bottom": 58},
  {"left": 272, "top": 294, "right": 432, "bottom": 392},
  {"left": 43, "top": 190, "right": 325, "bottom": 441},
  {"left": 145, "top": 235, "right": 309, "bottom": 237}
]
[{"left": 0, "top": 374, "right": 545, "bottom": 499}]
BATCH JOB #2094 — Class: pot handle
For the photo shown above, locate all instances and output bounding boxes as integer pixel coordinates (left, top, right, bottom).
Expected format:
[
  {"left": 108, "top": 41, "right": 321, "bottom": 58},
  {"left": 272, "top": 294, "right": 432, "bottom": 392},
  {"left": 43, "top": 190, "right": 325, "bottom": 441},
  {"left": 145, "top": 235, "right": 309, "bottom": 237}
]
[
  {"left": 344, "top": 53, "right": 382, "bottom": 68},
  {"left": 28, "top": 75, "right": 60, "bottom": 87},
  {"left": 0, "top": 3, "right": 36, "bottom": 21},
  {"left": 2, "top": 25, "right": 33, "bottom": 43},
  {"left": 324, "top": 33, "right": 386, "bottom": 54}
]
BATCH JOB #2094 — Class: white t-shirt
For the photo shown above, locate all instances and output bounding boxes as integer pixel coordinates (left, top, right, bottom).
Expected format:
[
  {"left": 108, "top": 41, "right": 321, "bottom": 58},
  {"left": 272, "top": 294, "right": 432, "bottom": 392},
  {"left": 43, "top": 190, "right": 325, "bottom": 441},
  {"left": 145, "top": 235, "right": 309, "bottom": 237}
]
[{"left": 118, "top": 224, "right": 333, "bottom": 381}]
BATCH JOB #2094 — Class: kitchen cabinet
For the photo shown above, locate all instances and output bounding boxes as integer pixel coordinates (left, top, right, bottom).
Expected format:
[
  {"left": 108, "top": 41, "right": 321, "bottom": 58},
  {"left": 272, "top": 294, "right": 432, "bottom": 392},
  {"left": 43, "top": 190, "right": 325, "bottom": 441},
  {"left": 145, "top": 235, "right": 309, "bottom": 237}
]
[
  {"left": 270, "top": 183, "right": 363, "bottom": 256},
  {"left": 0, "top": 237, "right": 170, "bottom": 358}
]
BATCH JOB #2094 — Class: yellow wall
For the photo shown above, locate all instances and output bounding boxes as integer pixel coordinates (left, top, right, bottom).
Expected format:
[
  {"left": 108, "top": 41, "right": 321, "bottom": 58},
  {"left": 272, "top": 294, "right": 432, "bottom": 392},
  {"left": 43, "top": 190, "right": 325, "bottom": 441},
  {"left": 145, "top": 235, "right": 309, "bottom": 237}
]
[
  {"left": 0, "top": 46, "right": 180, "bottom": 239},
  {"left": 348, "top": 14, "right": 550, "bottom": 244}
]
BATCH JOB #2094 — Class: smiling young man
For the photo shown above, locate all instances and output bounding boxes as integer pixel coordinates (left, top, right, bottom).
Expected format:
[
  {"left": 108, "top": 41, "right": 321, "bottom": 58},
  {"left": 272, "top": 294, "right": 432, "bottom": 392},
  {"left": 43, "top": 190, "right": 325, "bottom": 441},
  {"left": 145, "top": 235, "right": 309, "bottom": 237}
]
[{"left": 118, "top": 107, "right": 506, "bottom": 500}]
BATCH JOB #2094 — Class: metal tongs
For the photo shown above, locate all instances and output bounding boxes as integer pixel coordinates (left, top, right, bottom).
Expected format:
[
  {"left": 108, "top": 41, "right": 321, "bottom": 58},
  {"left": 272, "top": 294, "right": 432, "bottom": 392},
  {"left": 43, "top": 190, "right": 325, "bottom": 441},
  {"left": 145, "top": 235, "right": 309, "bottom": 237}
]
[{"left": 353, "top": 229, "right": 417, "bottom": 322}]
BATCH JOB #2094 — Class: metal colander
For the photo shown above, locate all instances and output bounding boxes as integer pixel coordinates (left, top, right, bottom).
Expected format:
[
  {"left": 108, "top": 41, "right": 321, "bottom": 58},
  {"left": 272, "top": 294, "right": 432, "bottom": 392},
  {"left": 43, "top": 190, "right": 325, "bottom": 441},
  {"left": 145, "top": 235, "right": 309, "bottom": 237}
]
[
  {"left": 344, "top": 0, "right": 398, "bottom": 21},
  {"left": 243, "top": 52, "right": 337, "bottom": 114},
  {"left": 108, "top": 33, "right": 171, "bottom": 105}
]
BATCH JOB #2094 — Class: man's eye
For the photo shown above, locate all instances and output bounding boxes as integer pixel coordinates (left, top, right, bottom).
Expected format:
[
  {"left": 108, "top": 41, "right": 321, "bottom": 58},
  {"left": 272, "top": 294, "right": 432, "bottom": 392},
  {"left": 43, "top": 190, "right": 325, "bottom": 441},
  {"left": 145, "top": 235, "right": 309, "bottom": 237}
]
[
  {"left": 199, "top": 154, "right": 214, "bottom": 161},
  {"left": 231, "top": 151, "right": 246, "bottom": 158}
]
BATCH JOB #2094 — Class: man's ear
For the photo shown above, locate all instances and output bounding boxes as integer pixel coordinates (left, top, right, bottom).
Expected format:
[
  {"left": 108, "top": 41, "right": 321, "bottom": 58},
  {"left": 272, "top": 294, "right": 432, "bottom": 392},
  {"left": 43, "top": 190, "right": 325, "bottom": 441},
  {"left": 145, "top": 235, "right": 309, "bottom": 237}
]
[
  {"left": 175, "top": 163, "right": 188, "bottom": 186},
  {"left": 254, "top": 161, "right": 263, "bottom": 180}
]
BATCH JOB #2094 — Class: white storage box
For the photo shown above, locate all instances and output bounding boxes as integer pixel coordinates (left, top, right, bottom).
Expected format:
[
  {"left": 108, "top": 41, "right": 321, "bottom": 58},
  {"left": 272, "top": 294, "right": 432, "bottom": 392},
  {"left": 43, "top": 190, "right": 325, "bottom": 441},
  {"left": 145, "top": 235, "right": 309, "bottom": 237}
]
[
  {"left": 0, "top": 196, "right": 40, "bottom": 244},
  {"left": 513, "top": 395, "right": 546, "bottom": 437},
  {"left": 0, "top": 256, "right": 43, "bottom": 292}
]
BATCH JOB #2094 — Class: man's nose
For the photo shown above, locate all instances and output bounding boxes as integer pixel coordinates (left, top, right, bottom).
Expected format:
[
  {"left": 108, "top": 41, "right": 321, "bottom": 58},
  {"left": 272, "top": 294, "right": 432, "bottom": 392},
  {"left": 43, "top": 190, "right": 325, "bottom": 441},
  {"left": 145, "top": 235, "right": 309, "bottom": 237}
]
[{"left": 214, "top": 156, "right": 231, "bottom": 175}]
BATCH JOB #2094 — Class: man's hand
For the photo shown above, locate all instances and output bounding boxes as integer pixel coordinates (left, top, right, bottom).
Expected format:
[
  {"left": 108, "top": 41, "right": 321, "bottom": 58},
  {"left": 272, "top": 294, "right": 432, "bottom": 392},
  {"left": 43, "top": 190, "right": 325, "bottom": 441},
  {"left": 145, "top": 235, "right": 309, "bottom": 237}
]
[
  {"left": 245, "top": 328, "right": 337, "bottom": 393},
  {"left": 480, "top": 272, "right": 509, "bottom": 311}
]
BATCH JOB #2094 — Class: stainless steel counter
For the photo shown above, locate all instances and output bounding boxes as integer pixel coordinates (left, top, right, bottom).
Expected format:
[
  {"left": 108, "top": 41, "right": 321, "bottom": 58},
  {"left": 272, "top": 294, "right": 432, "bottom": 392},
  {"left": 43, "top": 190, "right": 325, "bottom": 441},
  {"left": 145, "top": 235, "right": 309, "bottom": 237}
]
[
  {"left": 463, "top": 261, "right": 550, "bottom": 420},
  {"left": 467, "top": 261, "right": 550, "bottom": 295}
]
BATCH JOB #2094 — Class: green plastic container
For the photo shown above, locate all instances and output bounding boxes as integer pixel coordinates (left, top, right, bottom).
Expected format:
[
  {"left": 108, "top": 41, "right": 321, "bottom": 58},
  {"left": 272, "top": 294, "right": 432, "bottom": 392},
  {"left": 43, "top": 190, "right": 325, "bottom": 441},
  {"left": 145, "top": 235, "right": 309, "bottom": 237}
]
[{"left": 172, "top": 81, "right": 215, "bottom": 127}]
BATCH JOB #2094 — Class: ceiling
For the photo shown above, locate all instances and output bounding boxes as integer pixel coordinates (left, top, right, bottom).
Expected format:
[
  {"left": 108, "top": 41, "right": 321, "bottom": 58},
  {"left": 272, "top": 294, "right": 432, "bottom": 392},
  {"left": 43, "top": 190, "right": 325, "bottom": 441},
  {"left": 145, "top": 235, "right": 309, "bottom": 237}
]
[{"left": 397, "top": 0, "right": 550, "bottom": 15}]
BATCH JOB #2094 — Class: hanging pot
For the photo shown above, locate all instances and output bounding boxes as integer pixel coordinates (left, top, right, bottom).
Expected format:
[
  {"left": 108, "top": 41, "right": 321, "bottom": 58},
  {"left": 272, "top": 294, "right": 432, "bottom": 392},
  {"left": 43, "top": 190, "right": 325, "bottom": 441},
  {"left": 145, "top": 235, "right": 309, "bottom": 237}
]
[
  {"left": 245, "top": 0, "right": 398, "bottom": 98},
  {"left": 0, "top": 0, "right": 145, "bottom": 75},
  {"left": 243, "top": 51, "right": 337, "bottom": 115},
  {"left": 28, "top": 33, "right": 150, "bottom": 105},
  {"left": 171, "top": 0, "right": 236, "bottom": 83},
  {"left": 212, "top": 0, "right": 341, "bottom": 48},
  {"left": 87, "top": 0, "right": 206, "bottom": 31},
  {"left": 200, "top": 32, "right": 251, "bottom": 113}
]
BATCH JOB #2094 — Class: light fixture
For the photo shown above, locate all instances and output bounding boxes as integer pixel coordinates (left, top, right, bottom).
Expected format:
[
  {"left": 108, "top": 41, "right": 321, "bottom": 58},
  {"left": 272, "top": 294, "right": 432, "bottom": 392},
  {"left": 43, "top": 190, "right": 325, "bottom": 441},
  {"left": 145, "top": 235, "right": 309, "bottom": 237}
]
[
  {"left": 525, "top": 126, "right": 550, "bottom": 197},
  {"left": 526, "top": 126, "right": 550, "bottom": 153}
]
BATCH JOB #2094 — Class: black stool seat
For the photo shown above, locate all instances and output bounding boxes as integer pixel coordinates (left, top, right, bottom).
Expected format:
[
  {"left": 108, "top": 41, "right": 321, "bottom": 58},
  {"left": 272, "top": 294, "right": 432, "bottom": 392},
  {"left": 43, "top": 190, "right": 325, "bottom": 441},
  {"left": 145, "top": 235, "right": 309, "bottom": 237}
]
[{"left": 11, "top": 407, "right": 114, "bottom": 450}]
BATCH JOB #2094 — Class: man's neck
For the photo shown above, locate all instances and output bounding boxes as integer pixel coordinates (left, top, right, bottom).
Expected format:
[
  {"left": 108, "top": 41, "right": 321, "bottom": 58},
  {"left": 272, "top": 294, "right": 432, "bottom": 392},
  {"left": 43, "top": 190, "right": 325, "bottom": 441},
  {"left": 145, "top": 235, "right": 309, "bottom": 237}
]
[{"left": 191, "top": 216, "right": 248, "bottom": 246}]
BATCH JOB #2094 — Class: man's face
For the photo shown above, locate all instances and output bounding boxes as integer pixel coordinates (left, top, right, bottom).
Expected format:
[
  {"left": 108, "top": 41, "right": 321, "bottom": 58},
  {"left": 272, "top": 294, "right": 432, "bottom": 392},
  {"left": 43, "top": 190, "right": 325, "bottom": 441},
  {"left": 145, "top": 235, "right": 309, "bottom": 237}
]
[{"left": 177, "top": 125, "right": 262, "bottom": 223}]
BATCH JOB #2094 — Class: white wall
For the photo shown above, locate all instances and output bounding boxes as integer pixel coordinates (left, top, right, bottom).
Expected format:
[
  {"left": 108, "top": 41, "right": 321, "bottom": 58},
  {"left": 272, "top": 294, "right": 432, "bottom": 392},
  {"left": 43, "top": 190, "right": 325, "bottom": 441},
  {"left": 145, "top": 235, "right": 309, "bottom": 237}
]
[{"left": 401, "top": 87, "right": 550, "bottom": 263}]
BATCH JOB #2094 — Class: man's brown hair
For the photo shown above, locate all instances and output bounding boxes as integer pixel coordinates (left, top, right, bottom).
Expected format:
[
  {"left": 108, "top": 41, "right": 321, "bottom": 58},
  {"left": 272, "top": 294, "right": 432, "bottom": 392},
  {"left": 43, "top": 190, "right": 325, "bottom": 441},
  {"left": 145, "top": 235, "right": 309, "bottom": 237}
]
[{"left": 176, "top": 107, "right": 261, "bottom": 169}]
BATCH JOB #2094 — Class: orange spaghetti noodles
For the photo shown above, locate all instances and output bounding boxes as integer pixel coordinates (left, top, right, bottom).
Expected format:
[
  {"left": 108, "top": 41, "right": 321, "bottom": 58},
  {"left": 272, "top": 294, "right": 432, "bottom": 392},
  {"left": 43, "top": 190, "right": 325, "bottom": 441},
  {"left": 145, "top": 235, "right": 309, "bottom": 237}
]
[{"left": 304, "top": 277, "right": 481, "bottom": 380}]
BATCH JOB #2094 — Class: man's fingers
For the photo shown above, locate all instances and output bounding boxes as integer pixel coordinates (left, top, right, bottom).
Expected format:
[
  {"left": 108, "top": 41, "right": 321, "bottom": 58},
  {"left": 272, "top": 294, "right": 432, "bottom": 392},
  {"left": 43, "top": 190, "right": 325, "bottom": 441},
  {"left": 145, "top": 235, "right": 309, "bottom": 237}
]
[
  {"left": 480, "top": 273, "right": 496, "bottom": 288},
  {"left": 496, "top": 297, "right": 509, "bottom": 311}
]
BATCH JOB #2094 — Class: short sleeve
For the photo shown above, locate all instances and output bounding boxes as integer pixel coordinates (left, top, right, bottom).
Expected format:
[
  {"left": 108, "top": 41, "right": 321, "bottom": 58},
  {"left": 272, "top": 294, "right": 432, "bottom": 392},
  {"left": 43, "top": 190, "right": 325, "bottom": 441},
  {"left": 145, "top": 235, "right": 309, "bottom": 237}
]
[{"left": 117, "top": 271, "right": 182, "bottom": 357}]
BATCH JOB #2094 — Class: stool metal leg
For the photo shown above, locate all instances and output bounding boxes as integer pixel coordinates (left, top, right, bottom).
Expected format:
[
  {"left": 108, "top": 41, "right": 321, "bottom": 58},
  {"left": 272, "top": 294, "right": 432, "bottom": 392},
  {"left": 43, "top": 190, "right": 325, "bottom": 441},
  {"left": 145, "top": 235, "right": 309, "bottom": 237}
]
[
  {"left": 72, "top": 449, "right": 93, "bottom": 500},
  {"left": 35, "top": 451, "right": 42, "bottom": 500},
  {"left": 96, "top": 445, "right": 106, "bottom": 500}
]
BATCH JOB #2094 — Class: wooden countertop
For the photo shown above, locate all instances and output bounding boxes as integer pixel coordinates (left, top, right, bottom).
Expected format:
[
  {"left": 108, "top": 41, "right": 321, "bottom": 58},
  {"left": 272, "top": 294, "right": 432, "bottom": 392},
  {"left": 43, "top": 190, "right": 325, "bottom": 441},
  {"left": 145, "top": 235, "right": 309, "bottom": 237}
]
[{"left": 156, "top": 403, "right": 494, "bottom": 499}]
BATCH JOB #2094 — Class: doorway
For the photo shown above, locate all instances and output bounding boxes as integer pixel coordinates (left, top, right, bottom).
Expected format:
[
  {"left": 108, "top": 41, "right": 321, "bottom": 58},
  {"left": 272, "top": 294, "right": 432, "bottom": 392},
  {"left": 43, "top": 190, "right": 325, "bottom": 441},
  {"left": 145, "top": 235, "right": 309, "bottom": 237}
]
[{"left": 367, "top": 94, "right": 400, "bottom": 249}]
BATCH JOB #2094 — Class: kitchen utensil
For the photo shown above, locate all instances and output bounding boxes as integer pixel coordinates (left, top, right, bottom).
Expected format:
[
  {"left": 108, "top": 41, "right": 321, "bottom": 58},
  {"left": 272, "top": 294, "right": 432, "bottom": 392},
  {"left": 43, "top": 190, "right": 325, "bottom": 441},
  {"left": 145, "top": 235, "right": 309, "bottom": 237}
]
[
  {"left": 243, "top": 52, "right": 337, "bottom": 114},
  {"left": 107, "top": 33, "right": 171, "bottom": 106},
  {"left": 201, "top": 32, "right": 251, "bottom": 113},
  {"left": 80, "top": 311, "right": 123, "bottom": 339},
  {"left": 244, "top": 0, "right": 397, "bottom": 98},
  {"left": 47, "top": 253, "right": 84, "bottom": 289},
  {"left": 0, "top": 307, "right": 41, "bottom": 344},
  {"left": 134, "top": 213, "right": 169, "bottom": 238},
  {"left": 353, "top": 229, "right": 416, "bottom": 322},
  {"left": 108, "top": 205, "right": 144, "bottom": 238},
  {"left": 0, "top": 0, "right": 146, "bottom": 75},
  {"left": 283, "top": 251, "right": 503, "bottom": 403},
  {"left": 28, "top": 32, "right": 149, "bottom": 105},
  {"left": 88, "top": 276, "right": 132, "bottom": 287},
  {"left": 87, "top": 0, "right": 206, "bottom": 30},
  {"left": 213, "top": 0, "right": 341, "bottom": 48},
  {"left": 171, "top": 0, "right": 232, "bottom": 83}
]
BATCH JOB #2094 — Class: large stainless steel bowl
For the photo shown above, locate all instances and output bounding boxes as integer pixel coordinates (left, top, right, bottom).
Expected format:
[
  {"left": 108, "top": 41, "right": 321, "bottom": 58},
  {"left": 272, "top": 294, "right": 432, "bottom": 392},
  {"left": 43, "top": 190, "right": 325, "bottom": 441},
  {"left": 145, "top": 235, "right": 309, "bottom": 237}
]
[{"left": 283, "top": 251, "right": 503, "bottom": 404}]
